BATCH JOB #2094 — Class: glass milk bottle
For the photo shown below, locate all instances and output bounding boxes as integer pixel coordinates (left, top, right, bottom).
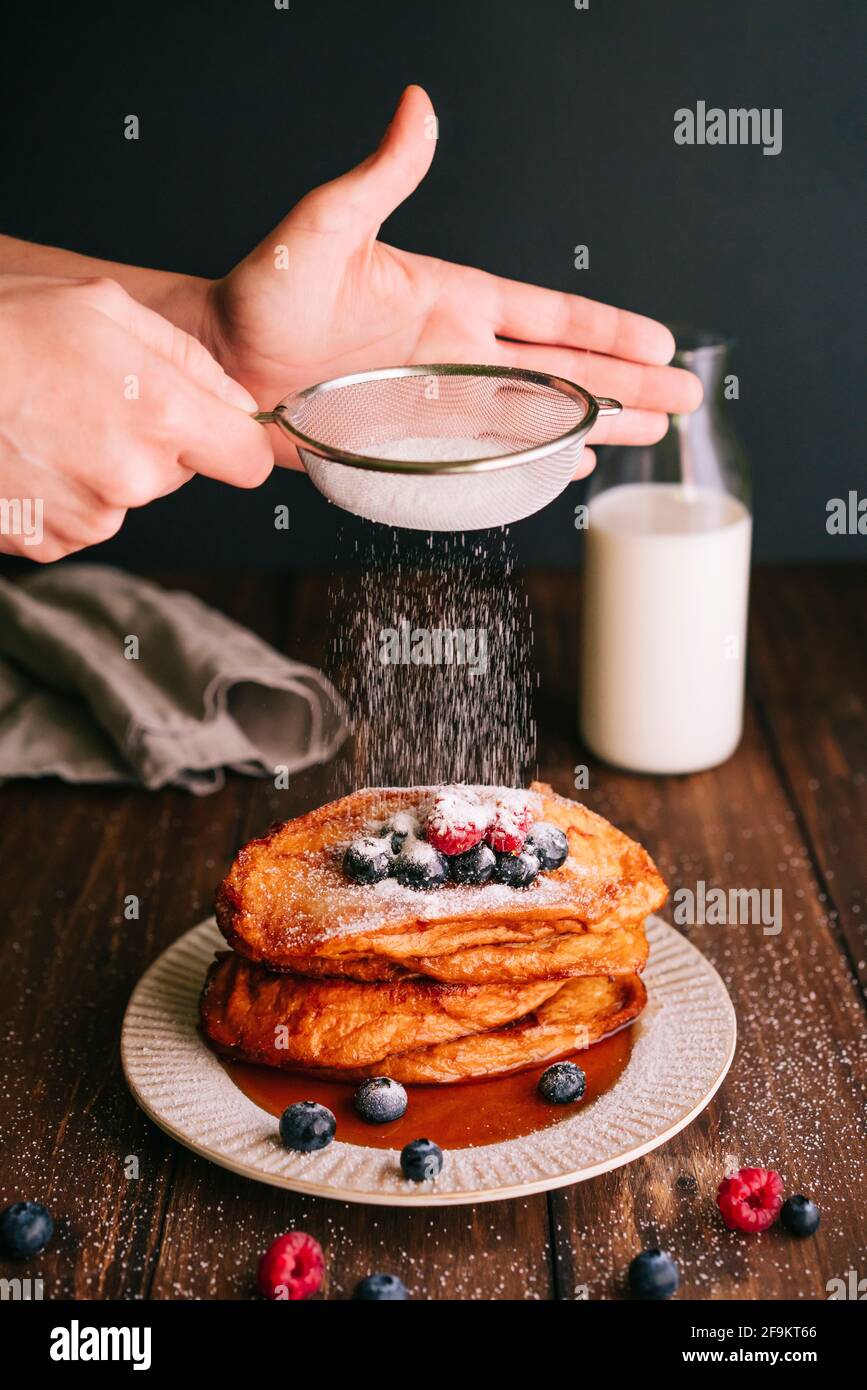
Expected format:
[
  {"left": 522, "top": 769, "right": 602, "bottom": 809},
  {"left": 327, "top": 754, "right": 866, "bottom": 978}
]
[{"left": 580, "top": 330, "right": 752, "bottom": 775}]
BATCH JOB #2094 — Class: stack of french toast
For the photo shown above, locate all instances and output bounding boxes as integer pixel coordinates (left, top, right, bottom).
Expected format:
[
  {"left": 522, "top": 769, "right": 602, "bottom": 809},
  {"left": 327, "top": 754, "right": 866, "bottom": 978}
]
[{"left": 201, "top": 783, "right": 667, "bottom": 1085}]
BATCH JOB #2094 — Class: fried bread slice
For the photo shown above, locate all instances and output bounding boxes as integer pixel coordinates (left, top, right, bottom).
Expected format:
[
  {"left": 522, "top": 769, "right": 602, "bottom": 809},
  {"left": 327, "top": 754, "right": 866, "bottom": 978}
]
[
  {"left": 200, "top": 951, "right": 562, "bottom": 1072},
  {"left": 310, "top": 974, "right": 647, "bottom": 1084},
  {"left": 203, "top": 965, "right": 646, "bottom": 1084},
  {"left": 275, "top": 919, "right": 649, "bottom": 984},
  {"left": 216, "top": 783, "right": 667, "bottom": 972}
]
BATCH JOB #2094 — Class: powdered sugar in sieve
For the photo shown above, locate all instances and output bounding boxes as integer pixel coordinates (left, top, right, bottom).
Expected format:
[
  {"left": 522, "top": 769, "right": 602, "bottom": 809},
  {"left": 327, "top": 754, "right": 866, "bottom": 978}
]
[
  {"left": 375, "top": 437, "right": 509, "bottom": 464},
  {"left": 255, "top": 365, "right": 621, "bottom": 531}
]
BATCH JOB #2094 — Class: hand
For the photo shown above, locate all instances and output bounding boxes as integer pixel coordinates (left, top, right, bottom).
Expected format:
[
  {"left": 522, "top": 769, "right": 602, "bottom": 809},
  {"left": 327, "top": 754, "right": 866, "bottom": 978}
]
[
  {"left": 204, "top": 85, "right": 702, "bottom": 471},
  {"left": 0, "top": 274, "right": 273, "bottom": 561}
]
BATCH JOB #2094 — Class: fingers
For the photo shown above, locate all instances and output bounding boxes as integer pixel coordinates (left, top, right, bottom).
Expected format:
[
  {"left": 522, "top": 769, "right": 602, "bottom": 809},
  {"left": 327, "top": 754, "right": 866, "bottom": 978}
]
[
  {"left": 587, "top": 408, "right": 669, "bottom": 446},
  {"left": 149, "top": 367, "right": 274, "bottom": 488},
  {"left": 574, "top": 445, "right": 595, "bottom": 480},
  {"left": 286, "top": 84, "right": 438, "bottom": 238},
  {"left": 0, "top": 273, "right": 274, "bottom": 566},
  {"left": 460, "top": 265, "right": 676, "bottom": 366},
  {"left": 74, "top": 279, "right": 274, "bottom": 490},
  {"left": 493, "top": 340, "right": 672, "bottom": 445},
  {"left": 79, "top": 276, "right": 259, "bottom": 411},
  {"left": 496, "top": 340, "right": 702, "bottom": 415},
  {"left": 0, "top": 449, "right": 130, "bottom": 560}
]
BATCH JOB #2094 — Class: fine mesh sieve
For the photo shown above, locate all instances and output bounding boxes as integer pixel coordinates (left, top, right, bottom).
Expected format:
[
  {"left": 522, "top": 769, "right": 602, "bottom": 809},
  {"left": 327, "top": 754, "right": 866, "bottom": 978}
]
[{"left": 255, "top": 364, "right": 621, "bottom": 531}]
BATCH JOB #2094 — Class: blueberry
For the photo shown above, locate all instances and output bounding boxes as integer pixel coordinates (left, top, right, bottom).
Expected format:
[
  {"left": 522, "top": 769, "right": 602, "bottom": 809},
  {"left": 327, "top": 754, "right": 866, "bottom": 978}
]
[
  {"left": 525, "top": 822, "right": 569, "bottom": 871},
  {"left": 352, "top": 1273, "right": 410, "bottom": 1300},
  {"left": 354, "top": 1076, "right": 408, "bottom": 1124},
  {"left": 538, "top": 1061, "right": 586, "bottom": 1104},
  {"left": 393, "top": 840, "right": 449, "bottom": 891},
  {"left": 0, "top": 1201, "right": 54, "bottom": 1259},
  {"left": 343, "top": 836, "right": 392, "bottom": 884},
  {"left": 628, "top": 1248, "right": 680, "bottom": 1300},
  {"left": 381, "top": 812, "right": 418, "bottom": 855},
  {"left": 279, "top": 1101, "right": 336, "bottom": 1152},
  {"left": 780, "top": 1195, "right": 820, "bottom": 1237},
  {"left": 494, "top": 849, "right": 540, "bottom": 888},
  {"left": 450, "top": 842, "right": 496, "bottom": 885},
  {"left": 400, "top": 1138, "right": 443, "bottom": 1182}
]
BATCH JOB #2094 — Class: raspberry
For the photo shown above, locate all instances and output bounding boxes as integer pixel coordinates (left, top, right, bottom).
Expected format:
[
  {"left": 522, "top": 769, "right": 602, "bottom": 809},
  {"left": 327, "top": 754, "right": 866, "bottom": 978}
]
[
  {"left": 426, "top": 791, "right": 489, "bottom": 856},
  {"left": 717, "top": 1167, "right": 784, "bottom": 1233},
  {"left": 486, "top": 793, "right": 533, "bottom": 854},
  {"left": 258, "top": 1232, "right": 325, "bottom": 1300}
]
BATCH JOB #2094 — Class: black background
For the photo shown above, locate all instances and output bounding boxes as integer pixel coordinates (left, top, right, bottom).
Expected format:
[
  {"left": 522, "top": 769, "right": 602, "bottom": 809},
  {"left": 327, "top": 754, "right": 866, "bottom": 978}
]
[{"left": 1, "top": 0, "right": 862, "bottom": 568}]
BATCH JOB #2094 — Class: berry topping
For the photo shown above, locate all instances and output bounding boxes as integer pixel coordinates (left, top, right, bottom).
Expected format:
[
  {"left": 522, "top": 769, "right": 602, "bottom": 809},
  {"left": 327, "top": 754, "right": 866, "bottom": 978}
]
[
  {"left": 525, "top": 821, "right": 569, "bottom": 871},
  {"left": 343, "top": 836, "right": 393, "bottom": 884},
  {"left": 538, "top": 1061, "right": 586, "bottom": 1104},
  {"left": 486, "top": 792, "right": 533, "bottom": 854},
  {"left": 393, "top": 838, "right": 449, "bottom": 891},
  {"left": 628, "top": 1248, "right": 680, "bottom": 1300},
  {"left": 258, "top": 1232, "right": 325, "bottom": 1300},
  {"left": 493, "top": 848, "right": 540, "bottom": 888},
  {"left": 400, "top": 1137, "right": 444, "bottom": 1182},
  {"left": 381, "top": 812, "right": 419, "bottom": 855},
  {"left": 352, "top": 1273, "right": 410, "bottom": 1300},
  {"left": 449, "top": 841, "right": 497, "bottom": 885},
  {"left": 279, "top": 1101, "right": 336, "bottom": 1153},
  {"left": 426, "top": 790, "right": 490, "bottom": 856},
  {"left": 780, "top": 1194, "right": 820, "bottom": 1237},
  {"left": 342, "top": 790, "right": 568, "bottom": 891},
  {"left": 354, "top": 1076, "right": 408, "bottom": 1124},
  {"left": 0, "top": 1201, "right": 54, "bottom": 1259},
  {"left": 717, "top": 1167, "right": 784, "bottom": 1232}
]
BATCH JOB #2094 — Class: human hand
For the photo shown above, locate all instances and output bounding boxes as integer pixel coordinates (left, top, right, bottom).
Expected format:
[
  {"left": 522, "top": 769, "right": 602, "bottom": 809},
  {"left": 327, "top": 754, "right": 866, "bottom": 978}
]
[
  {"left": 203, "top": 85, "right": 702, "bottom": 471},
  {"left": 0, "top": 274, "right": 273, "bottom": 561}
]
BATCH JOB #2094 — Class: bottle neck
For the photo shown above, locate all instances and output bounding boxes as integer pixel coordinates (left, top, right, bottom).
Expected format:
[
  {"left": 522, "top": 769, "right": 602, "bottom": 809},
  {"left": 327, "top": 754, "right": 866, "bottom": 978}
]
[
  {"left": 586, "top": 328, "right": 750, "bottom": 508},
  {"left": 673, "top": 335, "right": 734, "bottom": 418}
]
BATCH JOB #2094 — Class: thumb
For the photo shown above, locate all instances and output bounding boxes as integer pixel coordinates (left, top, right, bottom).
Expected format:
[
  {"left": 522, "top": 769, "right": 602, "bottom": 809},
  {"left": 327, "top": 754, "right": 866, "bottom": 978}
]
[{"left": 288, "top": 84, "right": 438, "bottom": 239}]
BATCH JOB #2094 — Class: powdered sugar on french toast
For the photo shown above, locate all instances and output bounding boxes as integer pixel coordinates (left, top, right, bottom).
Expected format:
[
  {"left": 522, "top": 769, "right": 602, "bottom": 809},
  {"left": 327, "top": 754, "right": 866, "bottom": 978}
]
[
  {"left": 256, "top": 845, "right": 581, "bottom": 945},
  {"left": 217, "top": 783, "right": 668, "bottom": 957},
  {"left": 359, "top": 869, "right": 568, "bottom": 922},
  {"left": 322, "top": 785, "right": 554, "bottom": 931},
  {"left": 262, "top": 787, "right": 553, "bottom": 940}
]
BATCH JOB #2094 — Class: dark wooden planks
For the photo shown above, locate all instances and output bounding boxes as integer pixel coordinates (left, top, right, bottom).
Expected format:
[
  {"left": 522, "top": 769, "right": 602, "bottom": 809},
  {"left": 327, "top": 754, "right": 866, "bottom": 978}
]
[
  {"left": 0, "top": 776, "right": 250, "bottom": 1297},
  {"left": 525, "top": 571, "right": 867, "bottom": 1300},
  {"left": 749, "top": 566, "right": 867, "bottom": 992}
]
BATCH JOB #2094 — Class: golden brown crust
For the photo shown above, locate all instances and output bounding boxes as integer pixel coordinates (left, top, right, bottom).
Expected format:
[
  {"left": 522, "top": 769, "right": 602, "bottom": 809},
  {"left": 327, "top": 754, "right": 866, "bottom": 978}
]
[
  {"left": 200, "top": 951, "right": 562, "bottom": 1071},
  {"left": 277, "top": 920, "right": 649, "bottom": 984},
  {"left": 204, "top": 965, "right": 647, "bottom": 1085},
  {"left": 342, "top": 974, "right": 647, "bottom": 1085},
  {"left": 215, "top": 783, "right": 667, "bottom": 972}
]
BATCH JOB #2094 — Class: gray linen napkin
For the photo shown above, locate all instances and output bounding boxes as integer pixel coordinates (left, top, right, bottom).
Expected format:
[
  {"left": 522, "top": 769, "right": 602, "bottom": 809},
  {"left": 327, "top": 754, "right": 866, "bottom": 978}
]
[{"left": 0, "top": 566, "right": 347, "bottom": 794}]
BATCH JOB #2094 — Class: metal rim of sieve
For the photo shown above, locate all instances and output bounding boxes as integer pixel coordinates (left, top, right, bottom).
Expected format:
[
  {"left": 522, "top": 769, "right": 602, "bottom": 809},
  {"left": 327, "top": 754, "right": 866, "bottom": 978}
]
[{"left": 254, "top": 363, "right": 621, "bottom": 476}]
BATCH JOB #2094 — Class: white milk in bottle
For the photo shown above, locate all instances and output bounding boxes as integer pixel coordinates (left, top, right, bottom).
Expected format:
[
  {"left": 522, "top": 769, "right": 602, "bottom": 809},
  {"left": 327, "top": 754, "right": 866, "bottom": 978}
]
[
  {"left": 579, "top": 329, "right": 752, "bottom": 775},
  {"left": 580, "top": 483, "right": 751, "bottom": 773}
]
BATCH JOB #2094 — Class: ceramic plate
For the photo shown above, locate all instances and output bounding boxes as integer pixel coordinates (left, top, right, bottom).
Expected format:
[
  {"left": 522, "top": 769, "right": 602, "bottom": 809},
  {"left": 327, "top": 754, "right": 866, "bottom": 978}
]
[{"left": 121, "top": 915, "right": 735, "bottom": 1207}]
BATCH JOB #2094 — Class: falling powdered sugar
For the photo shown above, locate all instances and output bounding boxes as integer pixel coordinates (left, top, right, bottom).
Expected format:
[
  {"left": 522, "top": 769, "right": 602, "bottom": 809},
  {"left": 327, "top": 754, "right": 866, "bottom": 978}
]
[{"left": 328, "top": 526, "right": 536, "bottom": 793}]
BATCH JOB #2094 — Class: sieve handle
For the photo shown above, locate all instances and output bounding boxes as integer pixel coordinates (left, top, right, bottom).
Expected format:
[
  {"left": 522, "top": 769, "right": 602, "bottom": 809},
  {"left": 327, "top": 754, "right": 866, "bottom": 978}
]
[
  {"left": 594, "top": 396, "right": 622, "bottom": 416},
  {"left": 253, "top": 410, "right": 278, "bottom": 424}
]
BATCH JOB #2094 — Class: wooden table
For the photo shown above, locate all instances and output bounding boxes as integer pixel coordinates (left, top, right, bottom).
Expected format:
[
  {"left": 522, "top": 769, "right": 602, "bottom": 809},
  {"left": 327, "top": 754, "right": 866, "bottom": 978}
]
[{"left": 0, "top": 566, "right": 864, "bottom": 1301}]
